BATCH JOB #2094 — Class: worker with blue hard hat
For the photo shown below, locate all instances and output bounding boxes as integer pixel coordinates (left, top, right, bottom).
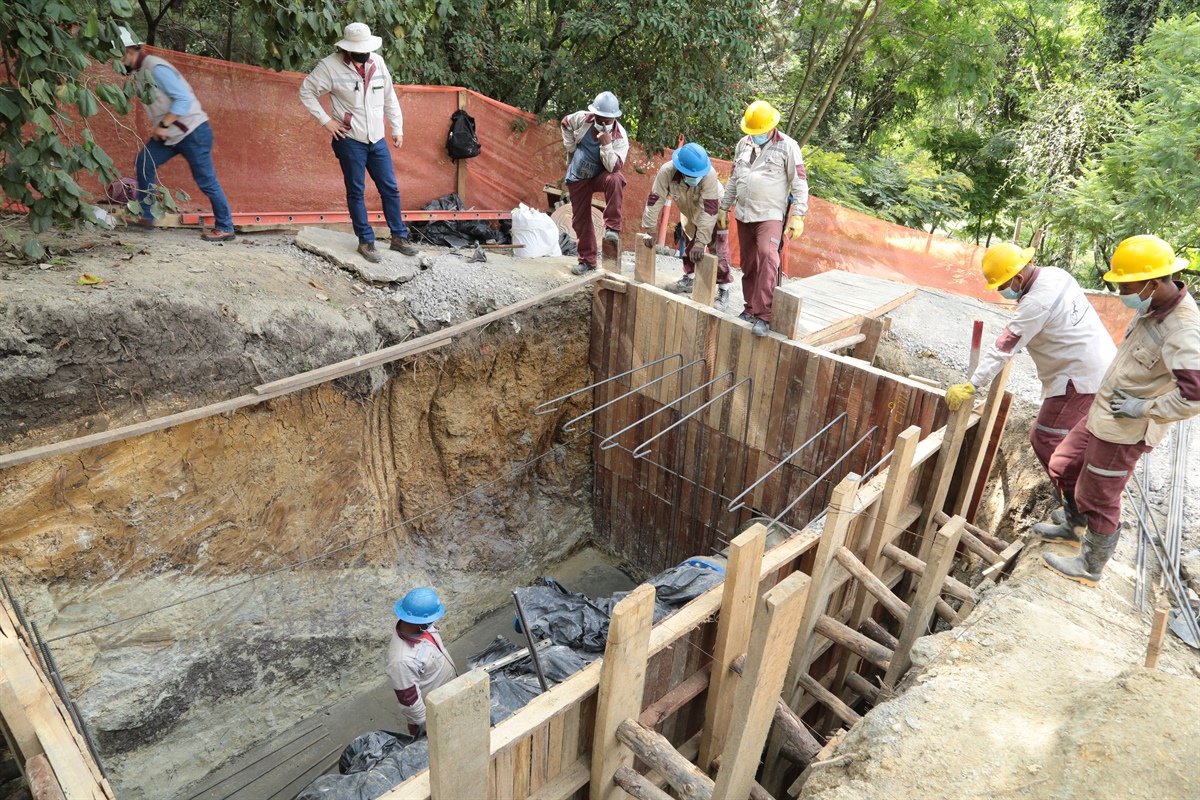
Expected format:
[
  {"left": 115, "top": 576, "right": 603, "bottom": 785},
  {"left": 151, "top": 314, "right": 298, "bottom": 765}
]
[
  {"left": 642, "top": 142, "right": 734, "bottom": 304},
  {"left": 385, "top": 588, "right": 458, "bottom": 736}
]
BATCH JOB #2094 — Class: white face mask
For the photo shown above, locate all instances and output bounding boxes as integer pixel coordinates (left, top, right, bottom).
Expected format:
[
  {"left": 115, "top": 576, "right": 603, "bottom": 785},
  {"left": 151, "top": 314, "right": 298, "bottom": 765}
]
[
  {"left": 683, "top": 175, "right": 702, "bottom": 187},
  {"left": 594, "top": 122, "right": 614, "bottom": 133}
]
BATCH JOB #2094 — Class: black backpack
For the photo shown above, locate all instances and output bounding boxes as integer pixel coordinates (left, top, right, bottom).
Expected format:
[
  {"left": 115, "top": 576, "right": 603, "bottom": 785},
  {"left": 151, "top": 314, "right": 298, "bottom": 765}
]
[{"left": 446, "top": 109, "right": 481, "bottom": 159}]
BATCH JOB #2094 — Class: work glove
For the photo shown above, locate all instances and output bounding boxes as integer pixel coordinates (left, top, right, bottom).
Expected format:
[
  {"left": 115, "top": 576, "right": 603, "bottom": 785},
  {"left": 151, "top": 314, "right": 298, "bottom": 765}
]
[
  {"left": 786, "top": 215, "right": 805, "bottom": 240},
  {"left": 945, "top": 382, "right": 976, "bottom": 411},
  {"left": 716, "top": 209, "right": 729, "bottom": 231},
  {"left": 641, "top": 231, "right": 655, "bottom": 248},
  {"left": 1110, "top": 388, "right": 1148, "bottom": 419},
  {"left": 688, "top": 243, "right": 706, "bottom": 263}
]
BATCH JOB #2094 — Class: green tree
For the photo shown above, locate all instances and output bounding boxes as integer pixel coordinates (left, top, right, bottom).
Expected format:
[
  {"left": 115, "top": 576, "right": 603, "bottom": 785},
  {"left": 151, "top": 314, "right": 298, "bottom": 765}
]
[{"left": 0, "top": 0, "right": 141, "bottom": 258}]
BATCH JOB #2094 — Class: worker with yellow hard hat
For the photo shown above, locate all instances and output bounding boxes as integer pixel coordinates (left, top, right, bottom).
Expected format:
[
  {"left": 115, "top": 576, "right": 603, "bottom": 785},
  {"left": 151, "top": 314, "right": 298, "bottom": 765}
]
[
  {"left": 947, "top": 240, "right": 1116, "bottom": 543},
  {"left": 719, "top": 100, "right": 809, "bottom": 337},
  {"left": 1039, "top": 235, "right": 1200, "bottom": 587}
]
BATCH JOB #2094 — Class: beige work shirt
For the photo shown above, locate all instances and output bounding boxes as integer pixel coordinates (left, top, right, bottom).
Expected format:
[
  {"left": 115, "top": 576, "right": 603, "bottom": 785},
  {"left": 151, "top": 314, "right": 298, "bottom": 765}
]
[
  {"left": 1087, "top": 285, "right": 1200, "bottom": 446},
  {"left": 385, "top": 625, "right": 459, "bottom": 726},
  {"left": 560, "top": 111, "right": 629, "bottom": 174},
  {"left": 299, "top": 52, "right": 403, "bottom": 144},
  {"left": 720, "top": 130, "right": 809, "bottom": 222},
  {"left": 971, "top": 267, "right": 1116, "bottom": 400},
  {"left": 641, "top": 163, "right": 724, "bottom": 248}
]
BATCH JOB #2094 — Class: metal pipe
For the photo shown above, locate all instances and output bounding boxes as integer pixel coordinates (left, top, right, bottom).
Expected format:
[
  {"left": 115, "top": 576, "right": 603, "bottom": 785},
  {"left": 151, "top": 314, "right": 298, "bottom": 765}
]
[
  {"left": 727, "top": 413, "right": 848, "bottom": 512},
  {"left": 532, "top": 353, "right": 684, "bottom": 416},
  {"left": 771, "top": 426, "right": 879, "bottom": 526},
  {"left": 599, "top": 371, "right": 735, "bottom": 451},
  {"left": 560, "top": 358, "right": 706, "bottom": 432},
  {"left": 1126, "top": 479, "right": 1200, "bottom": 645},
  {"left": 511, "top": 590, "right": 549, "bottom": 693},
  {"left": 632, "top": 377, "right": 751, "bottom": 459}
]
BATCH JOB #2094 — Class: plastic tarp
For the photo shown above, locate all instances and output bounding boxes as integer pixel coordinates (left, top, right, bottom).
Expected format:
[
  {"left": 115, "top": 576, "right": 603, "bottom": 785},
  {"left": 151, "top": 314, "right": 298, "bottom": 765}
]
[
  {"left": 408, "top": 192, "right": 511, "bottom": 248},
  {"left": 294, "top": 733, "right": 428, "bottom": 800}
]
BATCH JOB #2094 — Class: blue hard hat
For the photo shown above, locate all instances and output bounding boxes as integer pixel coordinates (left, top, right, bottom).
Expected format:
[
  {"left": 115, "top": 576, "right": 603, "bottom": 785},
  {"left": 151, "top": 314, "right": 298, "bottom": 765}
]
[
  {"left": 671, "top": 143, "right": 711, "bottom": 178},
  {"left": 394, "top": 588, "right": 446, "bottom": 624}
]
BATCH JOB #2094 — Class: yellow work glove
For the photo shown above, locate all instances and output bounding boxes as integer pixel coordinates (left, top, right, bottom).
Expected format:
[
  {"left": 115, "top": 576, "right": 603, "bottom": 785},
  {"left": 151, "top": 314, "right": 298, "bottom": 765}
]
[
  {"left": 945, "top": 382, "right": 976, "bottom": 411},
  {"left": 716, "top": 209, "right": 729, "bottom": 231},
  {"left": 786, "top": 215, "right": 805, "bottom": 239}
]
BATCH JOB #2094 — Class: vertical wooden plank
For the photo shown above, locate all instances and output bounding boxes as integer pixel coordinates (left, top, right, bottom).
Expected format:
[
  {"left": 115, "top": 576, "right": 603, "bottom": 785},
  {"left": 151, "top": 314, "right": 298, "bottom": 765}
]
[
  {"left": 1145, "top": 607, "right": 1170, "bottom": 668},
  {"left": 428, "top": 669, "right": 490, "bottom": 800},
  {"left": 769, "top": 288, "right": 803, "bottom": 339},
  {"left": 529, "top": 726, "right": 549, "bottom": 795},
  {"left": 915, "top": 402, "right": 973, "bottom": 562},
  {"left": 711, "top": 570, "right": 811, "bottom": 800},
  {"left": 492, "top": 747, "right": 515, "bottom": 800},
  {"left": 883, "top": 515, "right": 964, "bottom": 688},
  {"left": 951, "top": 362, "right": 1014, "bottom": 517},
  {"left": 699, "top": 524, "right": 767, "bottom": 769},
  {"left": 850, "top": 315, "right": 890, "bottom": 363},
  {"left": 590, "top": 585, "right": 656, "bottom": 800},
  {"left": 694, "top": 254, "right": 718, "bottom": 307},
  {"left": 456, "top": 90, "right": 468, "bottom": 201},
  {"left": 634, "top": 234, "right": 656, "bottom": 284},
  {"left": 748, "top": 333, "right": 781, "bottom": 453},
  {"left": 513, "top": 736, "right": 532, "bottom": 800},
  {"left": 602, "top": 232, "right": 622, "bottom": 273},
  {"left": 546, "top": 712, "right": 566, "bottom": 782},
  {"left": 561, "top": 703, "right": 582, "bottom": 767}
]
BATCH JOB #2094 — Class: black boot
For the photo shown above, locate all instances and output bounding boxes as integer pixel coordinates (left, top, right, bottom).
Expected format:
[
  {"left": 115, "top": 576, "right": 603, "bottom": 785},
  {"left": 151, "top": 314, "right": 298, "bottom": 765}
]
[
  {"left": 1032, "top": 498, "right": 1086, "bottom": 546},
  {"left": 1041, "top": 529, "right": 1119, "bottom": 587}
]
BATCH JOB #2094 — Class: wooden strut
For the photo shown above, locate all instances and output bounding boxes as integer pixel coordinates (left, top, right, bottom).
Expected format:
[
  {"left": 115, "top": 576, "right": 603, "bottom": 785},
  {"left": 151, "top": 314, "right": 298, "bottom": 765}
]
[
  {"left": 843, "top": 671, "right": 880, "bottom": 705},
  {"left": 615, "top": 719, "right": 713, "bottom": 800},
  {"left": 727, "top": 656, "right": 821, "bottom": 763},
  {"left": 708, "top": 753, "right": 775, "bottom": 800},
  {"left": 881, "top": 543, "right": 973, "bottom": 602},
  {"left": 814, "top": 614, "right": 893, "bottom": 671},
  {"left": 834, "top": 546, "right": 910, "bottom": 623},
  {"left": 858, "top": 617, "right": 899, "bottom": 652},
  {"left": 614, "top": 765, "right": 674, "bottom": 800},
  {"left": 934, "top": 512, "right": 1008, "bottom": 553},
  {"left": 1145, "top": 607, "right": 1170, "bottom": 669}
]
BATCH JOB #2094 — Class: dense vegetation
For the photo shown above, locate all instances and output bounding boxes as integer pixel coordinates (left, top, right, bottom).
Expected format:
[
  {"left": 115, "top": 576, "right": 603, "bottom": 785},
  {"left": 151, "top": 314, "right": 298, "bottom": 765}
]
[{"left": 2, "top": 0, "right": 1198, "bottom": 280}]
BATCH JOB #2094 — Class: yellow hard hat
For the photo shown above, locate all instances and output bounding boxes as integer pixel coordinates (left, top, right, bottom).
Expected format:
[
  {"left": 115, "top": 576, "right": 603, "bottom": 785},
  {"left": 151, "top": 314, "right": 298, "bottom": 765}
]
[
  {"left": 741, "top": 100, "right": 781, "bottom": 136},
  {"left": 1103, "top": 234, "right": 1188, "bottom": 283},
  {"left": 981, "top": 242, "right": 1036, "bottom": 290}
]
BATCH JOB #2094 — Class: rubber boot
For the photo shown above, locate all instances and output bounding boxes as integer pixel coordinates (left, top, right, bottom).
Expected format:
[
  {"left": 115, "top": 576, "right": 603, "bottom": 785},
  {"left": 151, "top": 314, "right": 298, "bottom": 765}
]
[
  {"left": 1041, "top": 530, "right": 1118, "bottom": 587},
  {"left": 1032, "top": 500, "right": 1085, "bottom": 546}
]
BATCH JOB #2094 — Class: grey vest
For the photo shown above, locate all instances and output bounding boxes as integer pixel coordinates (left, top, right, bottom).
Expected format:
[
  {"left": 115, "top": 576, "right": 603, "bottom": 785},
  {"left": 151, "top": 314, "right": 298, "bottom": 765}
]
[{"left": 134, "top": 54, "right": 209, "bottom": 146}]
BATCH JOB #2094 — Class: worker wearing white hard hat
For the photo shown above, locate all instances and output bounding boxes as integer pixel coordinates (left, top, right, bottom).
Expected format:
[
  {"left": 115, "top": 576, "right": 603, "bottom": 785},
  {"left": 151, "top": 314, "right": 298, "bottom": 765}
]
[{"left": 561, "top": 91, "right": 630, "bottom": 275}]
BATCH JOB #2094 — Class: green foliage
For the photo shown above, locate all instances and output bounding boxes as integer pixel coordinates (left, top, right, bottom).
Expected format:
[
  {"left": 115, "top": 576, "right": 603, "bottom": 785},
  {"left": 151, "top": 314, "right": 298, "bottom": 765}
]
[
  {"left": 925, "top": 127, "right": 1021, "bottom": 243},
  {"left": 0, "top": 0, "right": 137, "bottom": 257},
  {"left": 1056, "top": 14, "right": 1200, "bottom": 274}
]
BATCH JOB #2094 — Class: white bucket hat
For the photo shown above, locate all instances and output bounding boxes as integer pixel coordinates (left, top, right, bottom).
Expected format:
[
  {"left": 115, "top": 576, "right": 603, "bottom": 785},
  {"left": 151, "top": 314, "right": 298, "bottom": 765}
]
[
  {"left": 118, "top": 26, "right": 143, "bottom": 48},
  {"left": 336, "top": 22, "right": 382, "bottom": 53}
]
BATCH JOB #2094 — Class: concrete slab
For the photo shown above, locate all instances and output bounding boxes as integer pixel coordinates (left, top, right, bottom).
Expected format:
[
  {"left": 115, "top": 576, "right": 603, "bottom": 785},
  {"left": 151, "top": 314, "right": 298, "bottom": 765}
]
[{"left": 296, "top": 226, "right": 421, "bottom": 284}]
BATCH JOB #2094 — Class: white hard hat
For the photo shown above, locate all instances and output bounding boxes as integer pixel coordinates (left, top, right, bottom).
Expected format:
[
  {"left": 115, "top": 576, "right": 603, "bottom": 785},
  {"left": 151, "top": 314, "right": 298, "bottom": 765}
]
[
  {"left": 336, "top": 22, "right": 382, "bottom": 53},
  {"left": 588, "top": 91, "right": 622, "bottom": 118},
  {"left": 118, "top": 26, "right": 143, "bottom": 48}
]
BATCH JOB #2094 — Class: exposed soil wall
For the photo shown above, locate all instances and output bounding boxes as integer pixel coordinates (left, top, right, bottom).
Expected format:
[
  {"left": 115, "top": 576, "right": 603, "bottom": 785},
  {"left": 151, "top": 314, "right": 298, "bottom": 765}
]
[{"left": 0, "top": 238, "right": 595, "bottom": 798}]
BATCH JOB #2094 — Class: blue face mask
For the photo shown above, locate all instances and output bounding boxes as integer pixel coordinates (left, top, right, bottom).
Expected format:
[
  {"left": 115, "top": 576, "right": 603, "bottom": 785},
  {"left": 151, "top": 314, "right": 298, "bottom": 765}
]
[
  {"left": 1120, "top": 284, "right": 1153, "bottom": 313},
  {"left": 999, "top": 286, "right": 1021, "bottom": 300},
  {"left": 750, "top": 133, "right": 771, "bottom": 146},
  {"left": 683, "top": 175, "right": 702, "bottom": 187}
]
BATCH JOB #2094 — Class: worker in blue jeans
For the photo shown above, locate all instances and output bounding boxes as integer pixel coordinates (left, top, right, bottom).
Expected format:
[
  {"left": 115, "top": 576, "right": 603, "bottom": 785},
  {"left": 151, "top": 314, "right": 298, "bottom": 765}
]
[
  {"left": 299, "top": 23, "right": 419, "bottom": 263},
  {"left": 118, "top": 27, "right": 235, "bottom": 242}
]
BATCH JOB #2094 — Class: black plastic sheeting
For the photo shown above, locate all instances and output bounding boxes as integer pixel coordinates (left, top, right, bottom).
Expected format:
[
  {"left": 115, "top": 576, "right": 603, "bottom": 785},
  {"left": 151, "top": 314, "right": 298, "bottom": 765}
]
[
  {"left": 408, "top": 192, "right": 512, "bottom": 248},
  {"left": 292, "top": 560, "right": 724, "bottom": 800}
]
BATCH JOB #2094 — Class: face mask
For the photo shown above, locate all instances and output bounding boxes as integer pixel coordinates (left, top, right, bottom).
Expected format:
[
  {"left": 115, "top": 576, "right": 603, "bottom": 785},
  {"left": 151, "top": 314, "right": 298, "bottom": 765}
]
[
  {"left": 999, "top": 287, "right": 1020, "bottom": 300},
  {"left": 750, "top": 133, "right": 770, "bottom": 146},
  {"left": 683, "top": 175, "right": 702, "bottom": 187},
  {"left": 1120, "top": 283, "right": 1153, "bottom": 313},
  {"left": 594, "top": 122, "right": 613, "bottom": 133},
  {"left": 350, "top": 52, "right": 370, "bottom": 63}
]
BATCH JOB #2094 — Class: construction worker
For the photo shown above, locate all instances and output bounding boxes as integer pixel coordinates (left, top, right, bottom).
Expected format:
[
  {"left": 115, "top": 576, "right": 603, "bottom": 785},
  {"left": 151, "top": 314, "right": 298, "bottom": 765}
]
[
  {"left": 117, "top": 27, "right": 235, "bottom": 242},
  {"left": 720, "top": 100, "right": 809, "bottom": 337},
  {"left": 561, "top": 92, "right": 629, "bottom": 276},
  {"left": 1041, "top": 235, "right": 1200, "bottom": 586},
  {"left": 386, "top": 587, "right": 459, "bottom": 735},
  {"left": 299, "top": 23, "right": 420, "bottom": 265},
  {"left": 945, "top": 242, "right": 1116, "bottom": 539},
  {"left": 641, "top": 143, "right": 733, "bottom": 304}
]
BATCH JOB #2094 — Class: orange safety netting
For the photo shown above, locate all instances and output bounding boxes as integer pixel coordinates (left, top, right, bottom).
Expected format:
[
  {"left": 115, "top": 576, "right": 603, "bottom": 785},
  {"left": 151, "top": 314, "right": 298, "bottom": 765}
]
[{"left": 10, "top": 48, "right": 1132, "bottom": 340}]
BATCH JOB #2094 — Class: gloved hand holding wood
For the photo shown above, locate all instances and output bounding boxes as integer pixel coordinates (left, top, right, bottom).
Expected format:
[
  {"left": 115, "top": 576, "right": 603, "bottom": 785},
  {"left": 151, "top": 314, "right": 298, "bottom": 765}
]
[
  {"left": 716, "top": 209, "right": 729, "bottom": 230},
  {"left": 786, "top": 214, "right": 805, "bottom": 239},
  {"left": 688, "top": 243, "right": 706, "bottom": 263},
  {"left": 1109, "top": 388, "right": 1147, "bottom": 418},
  {"left": 945, "top": 382, "right": 976, "bottom": 411}
]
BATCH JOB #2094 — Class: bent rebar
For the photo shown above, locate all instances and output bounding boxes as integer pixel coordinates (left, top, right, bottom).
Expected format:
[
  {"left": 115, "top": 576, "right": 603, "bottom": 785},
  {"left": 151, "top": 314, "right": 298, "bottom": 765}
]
[
  {"left": 533, "top": 353, "right": 684, "bottom": 416},
  {"left": 727, "top": 412, "right": 848, "bottom": 513}
]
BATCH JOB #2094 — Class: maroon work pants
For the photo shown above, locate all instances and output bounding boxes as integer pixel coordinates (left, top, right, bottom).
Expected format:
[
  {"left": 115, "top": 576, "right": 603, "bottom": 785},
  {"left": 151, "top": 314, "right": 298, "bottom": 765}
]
[
  {"left": 1031, "top": 381, "right": 1095, "bottom": 474},
  {"left": 736, "top": 219, "right": 784, "bottom": 321},
  {"left": 681, "top": 230, "right": 733, "bottom": 284},
  {"left": 567, "top": 171, "right": 625, "bottom": 267},
  {"left": 1047, "top": 418, "right": 1152, "bottom": 536}
]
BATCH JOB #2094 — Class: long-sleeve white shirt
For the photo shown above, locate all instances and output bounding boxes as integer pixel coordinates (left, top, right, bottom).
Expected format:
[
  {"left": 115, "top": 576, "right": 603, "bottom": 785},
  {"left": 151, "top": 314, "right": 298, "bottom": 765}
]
[
  {"left": 385, "top": 625, "right": 458, "bottom": 726},
  {"left": 299, "top": 52, "right": 403, "bottom": 144},
  {"left": 720, "top": 130, "right": 809, "bottom": 222},
  {"left": 971, "top": 266, "right": 1116, "bottom": 400}
]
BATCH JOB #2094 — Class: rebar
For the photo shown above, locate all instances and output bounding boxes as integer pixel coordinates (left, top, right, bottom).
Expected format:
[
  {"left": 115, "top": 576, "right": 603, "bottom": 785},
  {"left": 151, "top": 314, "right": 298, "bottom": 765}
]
[
  {"left": 726, "top": 412, "right": 848, "bottom": 513},
  {"left": 1126, "top": 475, "right": 1200, "bottom": 646},
  {"left": 560, "top": 359, "right": 706, "bottom": 432},
  {"left": 771, "top": 426, "right": 879, "bottom": 526},
  {"left": 631, "top": 377, "right": 752, "bottom": 460},
  {"left": 532, "top": 353, "right": 684, "bottom": 417},
  {"left": 599, "top": 370, "right": 735, "bottom": 451},
  {"left": 512, "top": 590, "right": 549, "bottom": 693}
]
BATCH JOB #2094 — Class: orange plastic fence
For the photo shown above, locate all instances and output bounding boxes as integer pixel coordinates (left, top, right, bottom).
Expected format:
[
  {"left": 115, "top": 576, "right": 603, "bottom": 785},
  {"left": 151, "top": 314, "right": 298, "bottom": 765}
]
[{"left": 13, "top": 48, "right": 1133, "bottom": 340}]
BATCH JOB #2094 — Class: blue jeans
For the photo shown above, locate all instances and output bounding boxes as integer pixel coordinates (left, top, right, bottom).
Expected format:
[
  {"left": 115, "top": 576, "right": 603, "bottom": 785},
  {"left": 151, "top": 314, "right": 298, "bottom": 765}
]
[
  {"left": 331, "top": 137, "right": 408, "bottom": 244},
  {"left": 136, "top": 122, "right": 233, "bottom": 232}
]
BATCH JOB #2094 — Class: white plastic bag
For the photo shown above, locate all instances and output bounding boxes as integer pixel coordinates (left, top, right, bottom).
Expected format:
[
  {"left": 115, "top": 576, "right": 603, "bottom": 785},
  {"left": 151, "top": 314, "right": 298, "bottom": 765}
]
[{"left": 511, "top": 203, "right": 562, "bottom": 258}]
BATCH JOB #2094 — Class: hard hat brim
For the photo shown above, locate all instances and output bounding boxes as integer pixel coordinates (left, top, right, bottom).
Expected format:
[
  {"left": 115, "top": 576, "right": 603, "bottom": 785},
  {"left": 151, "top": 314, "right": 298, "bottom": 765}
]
[
  {"left": 671, "top": 148, "right": 710, "bottom": 178},
  {"left": 1102, "top": 256, "right": 1188, "bottom": 283},
  {"left": 587, "top": 103, "right": 622, "bottom": 118},
  {"left": 394, "top": 599, "right": 446, "bottom": 624},
  {"left": 741, "top": 107, "right": 781, "bottom": 136},
  {"left": 983, "top": 246, "right": 1036, "bottom": 290}
]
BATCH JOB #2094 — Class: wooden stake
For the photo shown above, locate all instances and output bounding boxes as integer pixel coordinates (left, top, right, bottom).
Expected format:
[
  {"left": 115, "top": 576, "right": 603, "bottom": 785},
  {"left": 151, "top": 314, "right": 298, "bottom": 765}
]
[
  {"left": 602, "top": 232, "right": 623, "bottom": 273},
  {"left": 615, "top": 719, "right": 713, "bottom": 800},
  {"left": 885, "top": 515, "right": 964, "bottom": 687},
  {"left": 769, "top": 288, "right": 804, "bottom": 339},
  {"left": 834, "top": 546, "right": 910, "bottom": 623},
  {"left": 935, "top": 512, "right": 1008, "bottom": 553},
  {"left": 1145, "top": 607, "right": 1170, "bottom": 668},
  {"left": 851, "top": 316, "right": 891, "bottom": 364},
  {"left": 915, "top": 391, "right": 974, "bottom": 563},
  {"left": 614, "top": 765, "right": 674, "bottom": 800},
  {"left": 712, "top": 570, "right": 811, "bottom": 800},
  {"left": 881, "top": 543, "right": 974, "bottom": 602},
  {"left": 858, "top": 617, "right": 899, "bottom": 651},
  {"left": 950, "top": 362, "right": 1014, "bottom": 519},
  {"left": 693, "top": 254, "right": 718, "bottom": 307},
  {"left": 814, "top": 614, "right": 892, "bottom": 671},
  {"left": 427, "top": 669, "right": 490, "bottom": 800},
  {"left": 699, "top": 524, "right": 766, "bottom": 768},
  {"left": 843, "top": 671, "right": 879, "bottom": 705},
  {"left": 634, "top": 235, "right": 656, "bottom": 285},
  {"left": 727, "top": 656, "right": 821, "bottom": 764},
  {"left": 591, "top": 585, "right": 657, "bottom": 800}
]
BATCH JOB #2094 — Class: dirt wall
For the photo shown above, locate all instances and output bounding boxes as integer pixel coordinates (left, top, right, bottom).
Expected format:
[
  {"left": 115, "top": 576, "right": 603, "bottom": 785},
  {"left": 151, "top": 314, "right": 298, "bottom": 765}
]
[{"left": 0, "top": 292, "right": 594, "bottom": 799}]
